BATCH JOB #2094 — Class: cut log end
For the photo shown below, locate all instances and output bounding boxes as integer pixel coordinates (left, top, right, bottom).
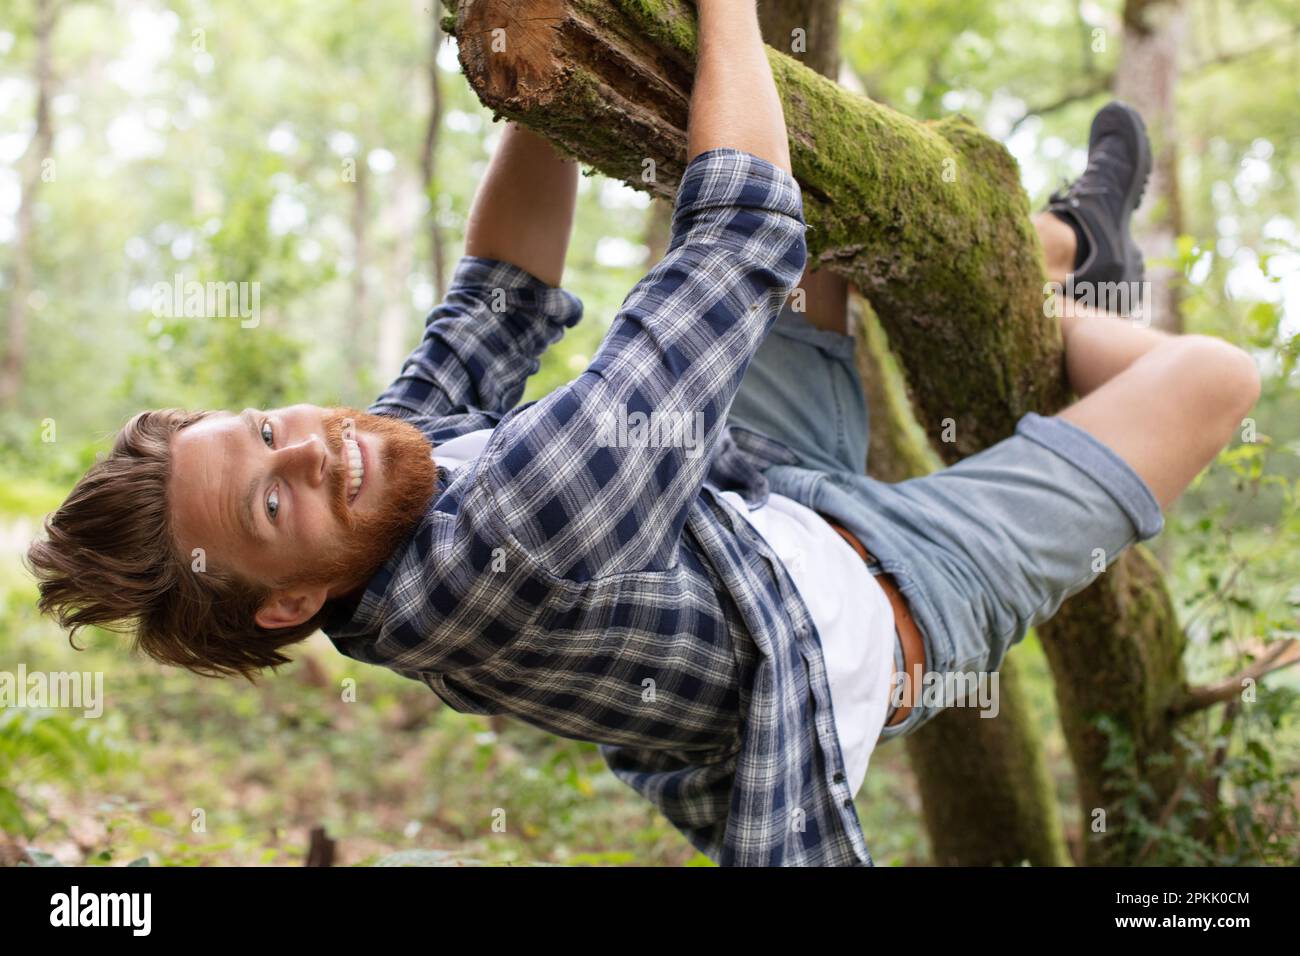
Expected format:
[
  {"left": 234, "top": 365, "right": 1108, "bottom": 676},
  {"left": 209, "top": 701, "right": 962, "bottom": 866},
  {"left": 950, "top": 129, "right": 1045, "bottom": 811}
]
[{"left": 457, "top": 0, "right": 570, "bottom": 109}]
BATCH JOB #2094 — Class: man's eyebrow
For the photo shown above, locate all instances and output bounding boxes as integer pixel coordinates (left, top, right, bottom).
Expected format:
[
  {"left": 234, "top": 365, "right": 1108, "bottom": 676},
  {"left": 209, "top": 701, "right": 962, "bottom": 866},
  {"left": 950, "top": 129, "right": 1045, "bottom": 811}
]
[{"left": 236, "top": 410, "right": 264, "bottom": 546}]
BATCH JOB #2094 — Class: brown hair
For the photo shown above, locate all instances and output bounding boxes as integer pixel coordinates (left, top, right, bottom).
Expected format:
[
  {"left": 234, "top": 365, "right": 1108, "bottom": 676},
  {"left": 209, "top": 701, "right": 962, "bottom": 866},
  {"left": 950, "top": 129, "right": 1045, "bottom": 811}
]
[{"left": 24, "top": 409, "right": 322, "bottom": 681}]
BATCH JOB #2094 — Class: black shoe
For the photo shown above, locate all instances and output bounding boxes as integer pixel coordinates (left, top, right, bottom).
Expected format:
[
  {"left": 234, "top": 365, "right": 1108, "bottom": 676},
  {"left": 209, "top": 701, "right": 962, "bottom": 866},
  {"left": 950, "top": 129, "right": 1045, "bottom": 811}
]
[{"left": 1046, "top": 101, "right": 1152, "bottom": 292}]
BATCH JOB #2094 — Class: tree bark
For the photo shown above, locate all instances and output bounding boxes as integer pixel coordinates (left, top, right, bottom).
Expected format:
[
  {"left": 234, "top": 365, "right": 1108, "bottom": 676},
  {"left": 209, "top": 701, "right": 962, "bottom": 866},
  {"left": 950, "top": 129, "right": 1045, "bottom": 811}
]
[
  {"left": 642, "top": 196, "right": 673, "bottom": 266},
  {"left": 1037, "top": 547, "right": 1190, "bottom": 864},
  {"left": 757, "top": 0, "right": 840, "bottom": 78},
  {"left": 449, "top": 0, "right": 1199, "bottom": 865}
]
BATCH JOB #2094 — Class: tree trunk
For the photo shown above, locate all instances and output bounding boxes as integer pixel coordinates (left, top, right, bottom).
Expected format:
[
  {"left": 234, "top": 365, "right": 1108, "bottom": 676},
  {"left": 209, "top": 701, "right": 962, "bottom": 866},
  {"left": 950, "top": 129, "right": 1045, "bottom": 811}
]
[
  {"left": 758, "top": 0, "right": 1069, "bottom": 866},
  {"left": 643, "top": 196, "right": 673, "bottom": 266},
  {"left": 757, "top": 0, "right": 840, "bottom": 77},
  {"left": 348, "top": 157, "right": 370, "bottom": 381},
  {"left": 421, "top": 10, "right": 449, "bottom": 301},
  {"left": 377, "top": 169, "right": 420, "bottom": 386},
  {"left": 2, "top": 0, "right": 57, "bottom": 408},
  {"left": 1115, "top": 0, "right": 1185, "bottom": 333},
  {"left": 850, "top": 299, "right": 1070, "bottom": 865},
  {"left": 448, "top": 0, "right": 1200, "bottom": 865},
  {"left": 1037, "top": 546, "right": 1190, "bottom": 864}
]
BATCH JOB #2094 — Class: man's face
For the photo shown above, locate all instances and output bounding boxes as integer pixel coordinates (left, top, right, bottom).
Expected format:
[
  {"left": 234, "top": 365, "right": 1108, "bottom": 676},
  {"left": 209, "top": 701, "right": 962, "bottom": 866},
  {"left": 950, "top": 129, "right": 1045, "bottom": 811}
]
[{"left": 169, "top": 404, "right": 438, "bottom": 625}]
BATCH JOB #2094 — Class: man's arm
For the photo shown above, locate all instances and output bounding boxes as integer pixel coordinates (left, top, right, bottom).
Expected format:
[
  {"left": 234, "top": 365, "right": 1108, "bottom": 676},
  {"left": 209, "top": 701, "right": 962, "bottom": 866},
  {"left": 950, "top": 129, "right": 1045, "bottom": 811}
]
[
  {"left": 367, "top": 123, "right": 583, "bottom": 424},
  {"left": 687, "top": 0, "right": 791, "bottom": 172},
  {"left": 465, "top": 122, "right": 579, "bottom": 287},
  {"left": 466, "top": 0, "right": 806, "bottom": 581}
]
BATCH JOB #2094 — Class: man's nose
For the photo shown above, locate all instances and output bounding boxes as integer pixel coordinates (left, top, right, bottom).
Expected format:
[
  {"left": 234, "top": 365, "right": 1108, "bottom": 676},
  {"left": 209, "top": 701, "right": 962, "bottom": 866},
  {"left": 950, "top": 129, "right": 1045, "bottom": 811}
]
[{"left": 278, "top": 433, "right": 329, "bottom": 488}]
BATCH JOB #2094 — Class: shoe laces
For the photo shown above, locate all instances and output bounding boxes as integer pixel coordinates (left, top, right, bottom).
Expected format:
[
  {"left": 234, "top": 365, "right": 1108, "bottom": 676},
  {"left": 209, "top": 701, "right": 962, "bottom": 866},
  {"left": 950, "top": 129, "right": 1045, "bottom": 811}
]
[{"left": 1051, "top": 144, "right": 1125, "bottom": 204}]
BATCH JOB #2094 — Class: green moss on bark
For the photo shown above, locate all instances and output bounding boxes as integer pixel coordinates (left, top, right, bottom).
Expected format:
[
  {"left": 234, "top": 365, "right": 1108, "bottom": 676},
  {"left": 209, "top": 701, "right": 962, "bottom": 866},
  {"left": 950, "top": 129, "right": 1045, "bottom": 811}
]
[{"left": 904, "top": 655, "right": 1071, "bottom": 866}]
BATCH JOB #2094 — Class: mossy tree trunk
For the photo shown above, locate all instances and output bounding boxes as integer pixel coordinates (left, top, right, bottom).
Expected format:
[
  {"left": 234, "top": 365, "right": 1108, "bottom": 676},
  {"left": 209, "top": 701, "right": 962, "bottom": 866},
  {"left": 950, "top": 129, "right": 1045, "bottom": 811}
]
[
  {"left": 854, "top": 303, "right": 1070, "bottom": 866},
  {"left": 447, "top": 0, "right": 1199, "bottom": 865}
]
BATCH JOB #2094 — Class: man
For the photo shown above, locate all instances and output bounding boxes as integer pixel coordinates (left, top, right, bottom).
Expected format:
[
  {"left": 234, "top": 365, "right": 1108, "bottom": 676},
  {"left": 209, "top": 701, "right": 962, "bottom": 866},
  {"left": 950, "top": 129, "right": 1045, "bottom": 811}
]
[{"left": 28, "top": 0, "right": 1259, "bottom": 866}]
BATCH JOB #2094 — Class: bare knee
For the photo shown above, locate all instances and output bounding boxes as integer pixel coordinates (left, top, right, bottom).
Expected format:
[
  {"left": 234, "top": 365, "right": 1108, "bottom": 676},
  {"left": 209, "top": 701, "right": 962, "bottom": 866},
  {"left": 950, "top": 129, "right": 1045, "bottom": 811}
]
[{"left": 1167, "top": 334, "right": 1261, "bottom": 431}]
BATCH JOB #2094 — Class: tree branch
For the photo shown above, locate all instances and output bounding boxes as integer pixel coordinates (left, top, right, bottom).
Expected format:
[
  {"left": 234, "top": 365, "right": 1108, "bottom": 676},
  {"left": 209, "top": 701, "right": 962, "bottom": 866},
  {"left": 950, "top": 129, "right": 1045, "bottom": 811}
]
[
  {"left": 1008, "top": 26, "right": 1300, "bottom": 135},
  {"left": 1173, "top": 639, "right": 1300, "bottom": 717}
]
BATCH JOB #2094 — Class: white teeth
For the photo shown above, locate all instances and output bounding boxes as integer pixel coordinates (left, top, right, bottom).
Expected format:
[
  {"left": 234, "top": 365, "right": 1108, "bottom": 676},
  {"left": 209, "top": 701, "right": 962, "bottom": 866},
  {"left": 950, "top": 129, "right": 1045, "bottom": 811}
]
[{"left": 343, "top": 437, "right": 364, "bottom": 502}]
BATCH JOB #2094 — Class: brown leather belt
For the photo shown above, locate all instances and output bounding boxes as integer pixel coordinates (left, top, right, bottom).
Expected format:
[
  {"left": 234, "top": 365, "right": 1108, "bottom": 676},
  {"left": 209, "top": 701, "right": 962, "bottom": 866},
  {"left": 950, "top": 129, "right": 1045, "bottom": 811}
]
[{"left": 817, "top": 512, "right": 925, "bottom": 728}]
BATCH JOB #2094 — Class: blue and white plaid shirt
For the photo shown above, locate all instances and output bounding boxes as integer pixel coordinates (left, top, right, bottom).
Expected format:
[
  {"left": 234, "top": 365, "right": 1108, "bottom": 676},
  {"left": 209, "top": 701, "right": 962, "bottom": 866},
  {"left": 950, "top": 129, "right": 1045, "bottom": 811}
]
[{"left": 322, "top": 147, "right": 874, "bottom": 866}]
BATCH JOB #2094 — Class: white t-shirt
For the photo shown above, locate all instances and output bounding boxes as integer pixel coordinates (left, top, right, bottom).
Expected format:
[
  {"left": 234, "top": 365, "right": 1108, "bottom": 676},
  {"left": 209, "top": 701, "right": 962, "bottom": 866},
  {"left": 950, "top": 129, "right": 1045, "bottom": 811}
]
[
  {"left": 715, "top": 490, "right": 896, "bottom": 796},
  {"left": 431, "top": 429, "right": 496, "bottom": 470},
  {"left": 431, "top": 429, "right": 896, "bottom": 796}
]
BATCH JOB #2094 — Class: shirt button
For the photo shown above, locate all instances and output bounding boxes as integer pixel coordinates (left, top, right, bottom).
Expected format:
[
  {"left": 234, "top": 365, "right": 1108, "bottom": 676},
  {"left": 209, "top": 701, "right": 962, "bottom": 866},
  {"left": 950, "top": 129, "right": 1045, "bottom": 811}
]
[
  {"left": 833, "top": 771, "right": 845, "bottom": 783},
  {"left": 843, "top": 798, "right": 854, "bottom": 809}
]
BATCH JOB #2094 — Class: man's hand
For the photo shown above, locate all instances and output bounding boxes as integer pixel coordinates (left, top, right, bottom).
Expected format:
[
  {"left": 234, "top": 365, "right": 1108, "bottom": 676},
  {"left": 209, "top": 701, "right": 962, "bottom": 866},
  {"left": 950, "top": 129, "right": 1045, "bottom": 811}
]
[
  {"left": 464, "top": 122, "right": 579, "bottom": 288},
  {"left": 687, "top": 0, "right": 791, "bottom": 172}
]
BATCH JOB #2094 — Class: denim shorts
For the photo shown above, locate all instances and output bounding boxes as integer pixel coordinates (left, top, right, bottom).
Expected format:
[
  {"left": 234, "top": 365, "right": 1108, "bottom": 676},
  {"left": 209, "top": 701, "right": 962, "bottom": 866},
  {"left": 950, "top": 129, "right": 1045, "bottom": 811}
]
[{"left": 726, "top": 304, "right": 1165, "bottom": 742}]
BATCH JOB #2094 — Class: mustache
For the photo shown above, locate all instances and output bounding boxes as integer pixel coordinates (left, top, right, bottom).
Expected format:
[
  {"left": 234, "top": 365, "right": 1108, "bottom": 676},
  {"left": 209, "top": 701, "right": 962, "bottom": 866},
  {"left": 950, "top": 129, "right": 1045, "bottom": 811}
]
[{"left": 321, "top": 412, "right": 354, "bottom": 526}]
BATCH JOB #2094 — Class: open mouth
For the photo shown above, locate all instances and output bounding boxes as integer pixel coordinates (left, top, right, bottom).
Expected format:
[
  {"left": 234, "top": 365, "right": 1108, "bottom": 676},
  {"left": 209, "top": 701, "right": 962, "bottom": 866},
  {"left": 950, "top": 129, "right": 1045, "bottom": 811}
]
[{"left": 340, "top": 419, "right": 365, "bottom": 507}]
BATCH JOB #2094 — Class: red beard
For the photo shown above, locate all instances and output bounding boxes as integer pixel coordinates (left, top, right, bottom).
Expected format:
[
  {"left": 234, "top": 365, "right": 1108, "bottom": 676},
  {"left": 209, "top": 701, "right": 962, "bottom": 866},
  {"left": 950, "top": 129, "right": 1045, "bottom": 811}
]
[{"left": 287, "top": 407, "right": 440, "bottom": 596}]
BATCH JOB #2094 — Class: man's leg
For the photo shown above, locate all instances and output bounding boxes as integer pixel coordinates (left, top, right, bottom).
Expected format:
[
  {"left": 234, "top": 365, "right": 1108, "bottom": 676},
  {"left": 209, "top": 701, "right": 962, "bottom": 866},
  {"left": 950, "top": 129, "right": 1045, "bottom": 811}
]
[
  {"left": 1041, "top": 220, "right": 1261, "bottom": 508},
  {"left": 829, "top": 158, "right": 1257, "bottom": 511},
  {"left": 794, "top": 98, "right": 1259, "bottom": 514},
  {"left": 1026, "top": 102, "right": 1261, "bottom": 506}
]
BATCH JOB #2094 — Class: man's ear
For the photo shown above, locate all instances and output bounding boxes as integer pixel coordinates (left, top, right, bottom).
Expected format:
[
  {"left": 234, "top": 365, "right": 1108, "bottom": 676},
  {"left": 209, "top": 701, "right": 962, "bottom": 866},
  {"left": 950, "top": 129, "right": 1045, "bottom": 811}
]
[{"left": 255, "top": 585, "right": 330, "bottom": 631}]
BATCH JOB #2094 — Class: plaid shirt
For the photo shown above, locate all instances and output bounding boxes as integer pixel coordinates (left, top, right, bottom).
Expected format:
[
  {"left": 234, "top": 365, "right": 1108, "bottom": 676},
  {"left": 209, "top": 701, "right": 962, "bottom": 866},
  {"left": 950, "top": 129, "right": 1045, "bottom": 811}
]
[{"left": 322, "top": 148, "right": 873, "bottom": 866}]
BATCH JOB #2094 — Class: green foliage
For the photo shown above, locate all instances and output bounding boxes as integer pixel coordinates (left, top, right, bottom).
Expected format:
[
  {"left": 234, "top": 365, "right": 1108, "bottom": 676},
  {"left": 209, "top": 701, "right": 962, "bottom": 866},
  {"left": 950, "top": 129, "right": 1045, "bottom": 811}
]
[
  {"left": 1090, "top": 697, "right": 1300, "bottom": 866},
  {"left": 0, "top": 707, "right": 131, "bottom": 837}
]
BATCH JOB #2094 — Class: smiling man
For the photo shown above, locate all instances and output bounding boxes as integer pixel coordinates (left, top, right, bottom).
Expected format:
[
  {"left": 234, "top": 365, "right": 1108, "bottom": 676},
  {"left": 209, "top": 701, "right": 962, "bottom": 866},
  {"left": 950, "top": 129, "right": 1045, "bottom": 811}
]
[
  {"left": 29, "top": 0, "right": 1259, "bottom": 867},
  {"left": 168, "top": 408, "right": 439, "bottom": 631}
]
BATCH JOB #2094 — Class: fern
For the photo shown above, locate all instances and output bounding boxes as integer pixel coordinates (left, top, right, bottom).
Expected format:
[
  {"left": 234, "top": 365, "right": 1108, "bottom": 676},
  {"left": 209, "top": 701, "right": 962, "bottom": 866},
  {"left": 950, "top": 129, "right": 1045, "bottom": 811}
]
[{"left": 0, "top": 707, "right": 128, "bottom": 837}]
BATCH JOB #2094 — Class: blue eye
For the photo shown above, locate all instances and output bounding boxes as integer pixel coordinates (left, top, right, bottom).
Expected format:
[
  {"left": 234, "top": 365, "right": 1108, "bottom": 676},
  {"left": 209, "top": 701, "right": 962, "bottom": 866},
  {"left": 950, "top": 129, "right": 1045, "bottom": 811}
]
[
  {"left": 260, "top": 421, "right": 274, "bottom": 447},
  {"left": 266, "top": 486, "right": 279, "bottom": 521}
]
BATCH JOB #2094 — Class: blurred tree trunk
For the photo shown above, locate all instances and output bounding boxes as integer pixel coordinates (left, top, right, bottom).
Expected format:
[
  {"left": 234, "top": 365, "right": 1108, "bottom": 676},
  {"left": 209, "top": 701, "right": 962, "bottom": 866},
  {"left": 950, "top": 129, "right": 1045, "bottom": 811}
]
[
  {"left": 2, "top": 0, "right": 57, "bottom": 408},
  {"left": 757, "top": 0, "right": 840, "bottom": 76},
  {"left": 853, "top": 301, "right": 1070, "bottom": 867},
  {"left": 348, "top": 158, "right": 370, "bottom": 381},
  {"left": 448, "top": 0, "right": 1202, "bottom": 865},
  {"left": 643, "top": 196, "right": 672, "bottom": 267},
  {"left": 376, "top": 170, "right": 420, "bottom": 385},
  {"left": 1115, "top": 0, "right": 1186, "bottom": 332},
  {"left": 421, "top": 10, "right": 449, "bottom": 301}
]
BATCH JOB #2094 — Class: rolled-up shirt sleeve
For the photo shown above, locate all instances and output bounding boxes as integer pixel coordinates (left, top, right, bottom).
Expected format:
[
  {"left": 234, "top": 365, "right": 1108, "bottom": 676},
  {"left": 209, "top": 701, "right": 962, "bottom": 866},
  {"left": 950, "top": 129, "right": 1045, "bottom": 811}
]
[
  {"left": 369, "top": 255, "right": 585, "bottom": 422},
  {"left": 474, "top": 147, "right": 808, "bottom": 581}
]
